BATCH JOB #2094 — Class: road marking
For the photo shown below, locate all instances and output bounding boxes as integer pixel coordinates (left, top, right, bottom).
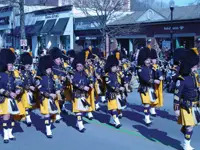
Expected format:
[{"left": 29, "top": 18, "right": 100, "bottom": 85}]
[{"left": 67, "top": 111, "right": 166, "bottom": 145}]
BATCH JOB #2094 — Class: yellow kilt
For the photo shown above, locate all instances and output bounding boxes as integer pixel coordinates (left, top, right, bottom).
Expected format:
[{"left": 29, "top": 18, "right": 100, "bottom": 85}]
[
  {"left": 140, "top": 91, "right": 158, "bottom": 105},
  {"left": 0, "top": 98, "right": 25, "bottom": 116},
  {"left": 152, "top": 81, "right": 163, "bottom": 107},
  {"left": 94, "top": 81, "right": 100, "bottom": 100},
  {"left": 14, "top": 100, "right": 26, "bottom": 121},
  {"left": 72, "top": 96, "right": 92, "bottom": 113},
  {"left": 64, "top": 84, "right": 73, "bottom": 101},
  {"left": 16, "top": 100, "right": 26, "bottom": 116},
  {"left": 21, "top": 90, "right": 37, "bottom": 109},
  {"left": 178, "top": 107, "right": 195, "bottom": 126},
  {"left": 107, "top": 99, "right": 118, "bottom": 111},
  {"left": 0, "top": 98, "right": 9, "bottom": 115},
  {"left": 88, "top": 88, "right": 95, "bottom": 111},
  {"left": 40, "top": 98, "right": 60, "bottom": 115}
]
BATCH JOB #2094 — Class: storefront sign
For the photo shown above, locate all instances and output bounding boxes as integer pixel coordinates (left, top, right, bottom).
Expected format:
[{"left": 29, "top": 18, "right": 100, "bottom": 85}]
[
  {"left": 0, "top": 17, "right": 9, "bottom": 25},
  {"left": 164, "top": 26, "right": 184, "bottom": 31},
  {"left": 75, "top": 16, "right": 101, "bottom": 30},
  {"left": 76, "top": 22, "right": 99, "bottom": 30},
  {"left": 20, "top": 39, "right": 27, "bottom": 47},
  {"left": 85, "top": 37, "right": 97, "bottom": 40},
  {"left": 45, "top": 14, "right": 59, "bottom": 19}
]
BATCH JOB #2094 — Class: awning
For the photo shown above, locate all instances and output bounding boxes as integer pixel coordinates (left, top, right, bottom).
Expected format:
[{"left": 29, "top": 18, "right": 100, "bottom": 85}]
[
  {"left": 29, "top": 21, "right": 45, "bottom": 35},
  {"left": 13, "top": 25, "right": 34, "bottom": 36},
  {"left": 40, "top": 19, "right": 56, "bottom": 34},
  {"left": 51, "top": 18, "right": 69, "bottom": 35}
]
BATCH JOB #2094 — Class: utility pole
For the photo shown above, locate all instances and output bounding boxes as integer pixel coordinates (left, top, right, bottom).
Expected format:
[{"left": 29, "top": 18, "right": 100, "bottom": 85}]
[{"left": 19, "top": 0, "right": 26, "bottom": 52}]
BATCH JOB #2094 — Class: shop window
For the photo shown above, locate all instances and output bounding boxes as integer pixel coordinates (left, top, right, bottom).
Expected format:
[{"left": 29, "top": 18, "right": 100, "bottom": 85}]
[{"left": 60, "top": 35, "right": 70, "bottom": 50}]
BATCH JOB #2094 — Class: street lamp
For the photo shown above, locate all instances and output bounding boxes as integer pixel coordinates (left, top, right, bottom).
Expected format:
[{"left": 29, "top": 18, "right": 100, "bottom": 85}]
[{"left": 170, "top": 0, "right": 175, "bottom": 55}]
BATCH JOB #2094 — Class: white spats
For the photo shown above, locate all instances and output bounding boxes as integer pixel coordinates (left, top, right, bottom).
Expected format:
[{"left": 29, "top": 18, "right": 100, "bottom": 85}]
[
  {"left": 86, "top": 112, "right": 94, "bottom": 120},
  {"left": 101, "top": 96, "right": 106, "bottom": 103},
  {"left": 150, "top": 107, "right": 157, "bottom": 115},
  {"left": 55, "top": 114, "right": 62, "bottom": 123},
  {"left": 46, "top": 125, "right": 52, "bottom": 138},
  {"left": 95, "top": 103, "right": 100, "bottom": 111},
  {"left": 7, "top": 128, "right": 15, "bottom": 140},
  {"left": 76, "top": 121, "right": 85, "bottom": 132},
  {"left": 183, "top": 139, "right": 194, "bottom": 150},
  {"left": 3, "top": 129, "right": 9, "bottom": 142},
  {"left": 112, "top": 115, "right": 121, "bottom": 128},
  {"left": 26, "top": 115, "right": 32, "bottom": 126},
  {"left": 144, "top": 115, "right": 152, "bottom": 125}
]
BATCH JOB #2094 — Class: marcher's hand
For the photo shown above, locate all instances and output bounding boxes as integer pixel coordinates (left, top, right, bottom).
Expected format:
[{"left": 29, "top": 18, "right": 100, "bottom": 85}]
[
  {"left": 56, "top": 90, "right": 61, "bottom": 95},
  {"left": 50, "top": 93, "right": 57, "bottom": 100},
  {"left": 159, "top": 76, "right": 164, "bottom": 81},
  {"left": 30, "top": 86, "right": 35, "bottom": 91},
  {"left": 174, "top": 110, "right": 180, "bottom": 118},
  {"left": 120, "top": 87, "right": 125, "bottom": 92},
  {"left": 154, "top": 80, "right": 160, "bottom": 84},
  {"left": 61, "top": 76, "right": 66, "bottom": 81},
  {"left": 96, "top": 75, "right": 101, "bottom": 80},
  {"left": 10, "top": 92, "right": 17, "bottom": 99},
  {"left": 83, "top": 86, "right": 90, "bottom": 91},
  {"left": 15, "top": 89, "right": 21, "bottom": 95},
  {"left": 89, "top": 84, "right": 93, "bottom": 89}
]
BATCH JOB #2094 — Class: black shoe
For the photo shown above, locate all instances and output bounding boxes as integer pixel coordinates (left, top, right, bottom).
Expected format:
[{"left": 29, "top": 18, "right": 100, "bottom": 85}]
[
  {"left": 27, "top": 122, "right": 32, "bottom": 127},
  {"left": 151, "top": 114, "right": 157, "bottom": 117},
  {"left": 9, "top": 137, "right": 16, "bottom": 141},
  {"left": 46, "top": 135, "right": 53, "bottom": 138},
  {"left": 79, "top": 128, "right": 86, "bottom": 133},
  {"left": 115, "top": 124, "right": 122, "bottom": 129},
  {"left": 88, "top": 117, "right": 93, "bottom": 120},
  {"left": 55, "top": 120, "right": 60, "bottom": 123},
  {"left": 118, "top": 115, "right": 122, "bottom": 119},
  {"left": 145, "top": 122, "right": 152, "bottom": 127},
  {"left": 96, "top": 108, "right": 100, "bottom": 111},
  {"left": 4, "top": 139, "right": 9, "bottom": 143}
]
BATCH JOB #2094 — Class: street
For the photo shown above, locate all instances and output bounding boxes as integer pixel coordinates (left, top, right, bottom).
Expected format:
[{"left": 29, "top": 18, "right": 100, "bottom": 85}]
[{"left": 0, "top": 90, "right": 199, "bottom": 150}]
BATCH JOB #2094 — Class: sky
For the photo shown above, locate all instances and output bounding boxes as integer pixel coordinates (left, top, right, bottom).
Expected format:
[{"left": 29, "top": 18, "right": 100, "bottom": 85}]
[{"left": 161, "top": 0, "right": 197, "bottom": 6}]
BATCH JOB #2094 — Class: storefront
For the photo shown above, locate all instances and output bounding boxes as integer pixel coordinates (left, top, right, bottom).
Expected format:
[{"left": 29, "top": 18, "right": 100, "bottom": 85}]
[
  {"left": 0, "top": 6, "right": 14, "bottom": 48},
  {"left": 74, "top": 16, "right": 102, "bottom": 49},
  {"left": 14, "top": 5, "right": 74, "bottom": 56},
  {"left": 109, "top": 7, "right": 200, "bottom": 54}
]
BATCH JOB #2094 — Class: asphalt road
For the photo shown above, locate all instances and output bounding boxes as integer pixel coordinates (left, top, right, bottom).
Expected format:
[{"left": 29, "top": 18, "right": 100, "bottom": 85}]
[{"left": 0, "top": 90, "right": 199, "bottom": 150}]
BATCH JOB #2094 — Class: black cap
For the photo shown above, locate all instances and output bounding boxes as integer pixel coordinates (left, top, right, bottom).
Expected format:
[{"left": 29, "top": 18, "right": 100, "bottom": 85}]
[
  {"left": 49, "top": 47, "right": 62, "bottom": 60},
  {"left": 105, "top": 55, "right": 119, "bottom": 73},
  {"left": 38, "top": 55, "right": 53, "bottom": 75}
]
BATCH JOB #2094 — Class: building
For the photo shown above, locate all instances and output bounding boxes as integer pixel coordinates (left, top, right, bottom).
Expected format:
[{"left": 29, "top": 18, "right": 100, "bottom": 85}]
[
  {"left": 24, "top": 0, "right": 68, "bottom": 6},
  {"left": 14, "top": 5, "right": 74, "bottom": 56},
  {"left": 108, "top": 5, "right": 200, "bottom": 54},
  {"left": 0, "top": 6, "right": 14, "bottom": 48}
]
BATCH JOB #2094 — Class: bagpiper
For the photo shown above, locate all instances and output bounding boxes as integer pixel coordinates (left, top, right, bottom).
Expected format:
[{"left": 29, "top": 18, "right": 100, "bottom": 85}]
[
  {"left": 105, "top": 55, "right": 125, "bottom": 128},
  {"left": 61, "top": 49, "right": 76, "bottom": 112},
  {"left": 49, "top": 47, "right": 66, "bottom": 123},
  {"left": 0, "top": 48, "right": 22, "bottom": 143},
  {"left": 174, "top": 47, "right": 200, "bottom": 150},
  {"left": 18, "top": 52, "right": 37, "bottom": 126},
  {"left": 36, "top": 55, "right": 60, "bottom": 138},
  {"left": 137, "top": 46, "right": 159, "bottom": 126},
  {"left": 84, "top": 50, "right": 96, "bottom": 120},
  {"left": 150, "top": 47, "right": 164, "bottom": 116},
  {"left": 71, "top": 52, "right": 93, "bottom": 132},
  {"left": 169, "top": 48, "right": 185, "bottom": 93},
  {"left": 113, "top": 50, "right": 129, "bottom": 119}
]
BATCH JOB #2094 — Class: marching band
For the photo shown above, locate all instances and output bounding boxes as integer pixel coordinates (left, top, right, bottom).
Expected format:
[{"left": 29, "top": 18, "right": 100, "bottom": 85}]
[{"left": 0, "top": 38, "right": 200, "bottom": 150}]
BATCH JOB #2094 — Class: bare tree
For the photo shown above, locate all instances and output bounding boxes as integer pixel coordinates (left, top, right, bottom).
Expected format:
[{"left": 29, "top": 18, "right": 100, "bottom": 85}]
[{"left": 73, "top": 0, "right": 130, "bottom": 51}]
